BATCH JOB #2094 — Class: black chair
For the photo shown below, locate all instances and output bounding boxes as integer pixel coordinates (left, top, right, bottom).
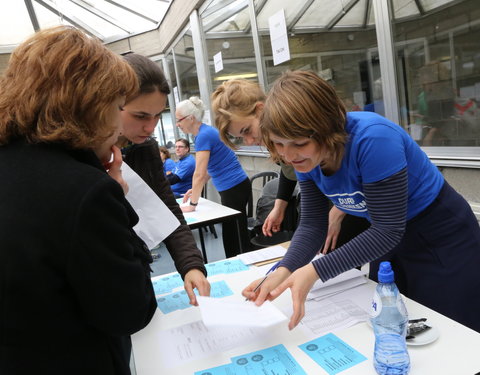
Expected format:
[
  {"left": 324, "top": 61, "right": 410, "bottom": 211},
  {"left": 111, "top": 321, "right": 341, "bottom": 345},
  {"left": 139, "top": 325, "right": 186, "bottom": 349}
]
[{"left": 247, "top": 171, "right": 280, "bottom": 223}]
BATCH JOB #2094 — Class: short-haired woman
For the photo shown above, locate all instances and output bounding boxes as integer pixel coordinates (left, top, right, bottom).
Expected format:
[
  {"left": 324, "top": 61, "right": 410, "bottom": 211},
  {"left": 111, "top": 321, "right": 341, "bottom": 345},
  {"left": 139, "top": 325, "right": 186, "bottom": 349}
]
[
  {"left": 0, "top": 26, "right": 156, "bottom": 373},
  {"left": 243, "top": 70, "right": 480, "bottom": 333},
  {"left": 177, "top": 97, "right": 251, "bottom": 257}
]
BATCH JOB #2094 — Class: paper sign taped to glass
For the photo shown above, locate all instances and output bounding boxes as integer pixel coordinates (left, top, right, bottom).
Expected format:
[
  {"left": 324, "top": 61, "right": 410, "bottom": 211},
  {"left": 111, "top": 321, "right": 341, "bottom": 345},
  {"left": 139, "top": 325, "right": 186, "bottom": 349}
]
[{"left": 122, "top": 163, "right": 180, "bottom": 249}]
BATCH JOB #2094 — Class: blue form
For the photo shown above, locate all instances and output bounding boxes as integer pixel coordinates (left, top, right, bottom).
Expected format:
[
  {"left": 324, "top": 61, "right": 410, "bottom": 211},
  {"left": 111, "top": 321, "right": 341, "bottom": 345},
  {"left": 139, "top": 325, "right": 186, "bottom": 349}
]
[
  {"left": 230, "top": 344, "right": 307, "bottom": 375},
  {"left": 195, "top": 344, "right": 306, "bottom": 375},
  {"left": 205, "top": 259, "right": 249, "bottom": 276},
  {"left": 299, "top": 333, "right": 367, "bottom": 375},
  {"left": 156, "top": 280, "right": 234, "bottom": 314},
  {"left": 185, "top": 217, "right": 198, "bottom": 224},
  {"left": 152, "top": 273, "right": 184, "bottom": 295}
]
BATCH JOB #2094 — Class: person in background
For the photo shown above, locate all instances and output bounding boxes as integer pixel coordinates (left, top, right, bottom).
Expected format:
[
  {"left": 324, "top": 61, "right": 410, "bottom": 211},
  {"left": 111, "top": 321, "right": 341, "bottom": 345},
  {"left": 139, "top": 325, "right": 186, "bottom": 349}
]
[
  {"left": 159, "top": 145, "right": 175, "bottom": 175},
  {"left": 118, "top": 53, "right": 210, "bottom": 304},
  {"left": 242, "top": 70, "right": 480, "bottom": 333},
  {"left": 0, "top": 26, "right": 156, "bottom": 374},
  {"left": 211, "top": 79, "right": 370, "bottom": 251},
  {"left": 167, "top": 138, "right": 196, "bottom": 198},
  {"left": 177, "top": 97, "right": 251, "bottom": 257}
]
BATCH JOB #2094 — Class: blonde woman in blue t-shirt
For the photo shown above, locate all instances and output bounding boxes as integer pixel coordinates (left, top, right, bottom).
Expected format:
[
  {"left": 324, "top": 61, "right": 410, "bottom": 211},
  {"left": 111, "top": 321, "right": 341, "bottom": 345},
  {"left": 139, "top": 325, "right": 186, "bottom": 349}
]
[{"left": 176, "top": 97, "right": 251, "bottom": 257}]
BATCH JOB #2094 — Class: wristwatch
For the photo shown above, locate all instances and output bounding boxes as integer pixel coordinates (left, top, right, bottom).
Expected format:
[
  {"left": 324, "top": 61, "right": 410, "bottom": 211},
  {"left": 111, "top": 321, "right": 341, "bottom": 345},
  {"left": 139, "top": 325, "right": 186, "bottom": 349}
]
[{"left": 190, "top": 201, "right": 198, "bottom": 206}]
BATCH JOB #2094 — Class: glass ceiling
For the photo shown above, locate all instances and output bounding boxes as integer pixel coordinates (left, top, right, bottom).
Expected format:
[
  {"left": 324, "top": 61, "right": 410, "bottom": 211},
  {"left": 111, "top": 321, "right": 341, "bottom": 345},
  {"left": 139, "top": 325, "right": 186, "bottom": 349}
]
[
  {"left": 0, "top": 0, "right": 172, "bottom": 52},
  {"left": 203, "top": 0, "right": 459, "bottom": 35}
]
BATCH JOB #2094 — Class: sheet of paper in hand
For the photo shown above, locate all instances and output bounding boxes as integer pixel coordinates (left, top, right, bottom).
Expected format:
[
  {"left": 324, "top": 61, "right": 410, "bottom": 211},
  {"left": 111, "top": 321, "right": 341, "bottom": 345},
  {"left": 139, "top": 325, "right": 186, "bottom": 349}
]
[{"left": 122, "top": 163, "right": 180, "bottom": 249}]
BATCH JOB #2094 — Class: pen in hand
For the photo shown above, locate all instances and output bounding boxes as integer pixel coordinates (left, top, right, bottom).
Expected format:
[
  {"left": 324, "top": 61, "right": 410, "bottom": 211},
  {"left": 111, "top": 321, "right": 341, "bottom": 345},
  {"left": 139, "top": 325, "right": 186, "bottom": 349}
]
[{"left": 245, "top": 260, "right": 281, "bottom": 301}]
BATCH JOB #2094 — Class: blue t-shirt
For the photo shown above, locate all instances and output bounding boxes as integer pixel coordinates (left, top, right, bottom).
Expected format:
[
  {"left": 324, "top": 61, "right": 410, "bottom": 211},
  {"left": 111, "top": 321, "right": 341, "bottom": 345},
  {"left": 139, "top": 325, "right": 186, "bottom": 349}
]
[
  {"left": 296, "top": 111, "right": 444, "bottom": 221},
  {"left": 195, "top": 124, "right": 247, "bottom": 192},
  {"left": 171, "top": 154, "right": 195, "bottom": 195},
  {"left": 163, "top": 158, "right": 175, "bottom": 175}
]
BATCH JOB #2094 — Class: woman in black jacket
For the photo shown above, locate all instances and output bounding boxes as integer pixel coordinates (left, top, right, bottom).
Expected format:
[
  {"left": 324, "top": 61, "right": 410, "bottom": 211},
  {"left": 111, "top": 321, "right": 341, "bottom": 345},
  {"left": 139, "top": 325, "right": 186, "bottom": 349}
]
[{"left": 0, "top": 27, "right": 156, "bottom": 374}]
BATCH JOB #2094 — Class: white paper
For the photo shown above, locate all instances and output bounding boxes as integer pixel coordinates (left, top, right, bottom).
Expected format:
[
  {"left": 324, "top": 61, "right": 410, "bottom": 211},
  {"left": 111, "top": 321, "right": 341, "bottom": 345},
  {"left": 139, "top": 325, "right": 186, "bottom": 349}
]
[
  {"left": 157, "top": 320, "right": 266, "bottom": 368},
  {"left": 237, "top": 245, "right": 287, "bottom": 265},
  {"left": 197, "top": 296, "right": 287, "bottom": 328},
  {"left": 214, "top": 51, "right": 223, "bottom": 73},
  {"left": 269, "top": 9, "right": 290, "bottom": 66},
  {"left": 173, "top": 86, "right": 180, "bottom": 105},
  {"left": 122, "top": 163, "right": 180, "bottom": 249}
]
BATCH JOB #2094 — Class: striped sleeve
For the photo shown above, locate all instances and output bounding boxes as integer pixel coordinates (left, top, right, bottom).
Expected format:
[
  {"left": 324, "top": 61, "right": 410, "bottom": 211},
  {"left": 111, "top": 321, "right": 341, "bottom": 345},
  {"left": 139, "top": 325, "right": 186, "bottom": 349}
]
[
  {"left": 313, "top": 168, "right": 408, "bottom": 282},
  {"left": 279, "top": 180, "right": 330, "bottom": 271}
]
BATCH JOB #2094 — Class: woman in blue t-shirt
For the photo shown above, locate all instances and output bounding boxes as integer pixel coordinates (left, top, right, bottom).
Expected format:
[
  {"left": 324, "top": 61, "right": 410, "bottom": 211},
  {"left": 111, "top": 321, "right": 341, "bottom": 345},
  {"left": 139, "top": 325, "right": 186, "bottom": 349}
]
[
  {"left": 166, "top": 138, "right": 195, "bottom": 197},
  {"left": 159, "top": 146, "right": 175, "bottom": 176},
  {"left": 176, "top": 97, "right": 251, "bottom": 257},
  {"left": 242, "top": 71, "right": 480, "bottom": 333}
]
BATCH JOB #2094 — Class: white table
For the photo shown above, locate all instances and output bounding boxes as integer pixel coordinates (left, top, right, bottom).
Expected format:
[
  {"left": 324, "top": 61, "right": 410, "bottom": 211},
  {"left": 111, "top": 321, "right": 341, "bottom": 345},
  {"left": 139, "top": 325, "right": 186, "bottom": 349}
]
[
  {"left": 132, "top": 260, "right": 480, "bottom": 374},
  {"left": 180, "top": 197, "right": 243, "bottom": 262}
]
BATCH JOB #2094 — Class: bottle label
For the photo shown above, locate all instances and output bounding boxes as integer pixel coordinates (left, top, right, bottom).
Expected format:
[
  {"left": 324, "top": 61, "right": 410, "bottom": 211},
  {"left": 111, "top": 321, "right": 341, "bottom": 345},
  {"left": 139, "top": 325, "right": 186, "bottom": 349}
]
[{"left": 371, "top": 291, "right": 382, "bottom": 318}]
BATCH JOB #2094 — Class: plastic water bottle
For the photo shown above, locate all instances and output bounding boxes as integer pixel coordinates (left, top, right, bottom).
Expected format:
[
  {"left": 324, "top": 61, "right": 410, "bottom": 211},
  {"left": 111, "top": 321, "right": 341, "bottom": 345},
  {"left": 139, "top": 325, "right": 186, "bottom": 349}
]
[{"left": 371, "top": 261, "right": 410, "bottom": 375}]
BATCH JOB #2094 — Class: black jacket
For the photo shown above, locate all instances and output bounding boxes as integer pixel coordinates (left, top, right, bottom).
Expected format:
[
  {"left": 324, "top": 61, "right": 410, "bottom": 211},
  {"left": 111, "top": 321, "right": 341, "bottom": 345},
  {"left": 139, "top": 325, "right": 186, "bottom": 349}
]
[
  {"left": 0, "top": 140, "right": 156, "bottom": 374},
  {"left": 122, "top": 139, "right": 206, "bottom": 278}
]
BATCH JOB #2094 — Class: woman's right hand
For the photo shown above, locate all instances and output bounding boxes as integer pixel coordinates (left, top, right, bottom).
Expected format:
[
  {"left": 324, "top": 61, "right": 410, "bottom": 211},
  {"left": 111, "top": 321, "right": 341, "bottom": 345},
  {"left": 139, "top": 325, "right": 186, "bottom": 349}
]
[
  {"left": 242, "top": 266, "right": 291, "bottom": 305},
  {"left": 182, "top": 189, "right": 193, "bottom": 203},
  {"left": 262, "top": 199, "right": 288, "bottom": 237},
  {"left": 105, "top": 146, "right": 129, "bottom": 195}
]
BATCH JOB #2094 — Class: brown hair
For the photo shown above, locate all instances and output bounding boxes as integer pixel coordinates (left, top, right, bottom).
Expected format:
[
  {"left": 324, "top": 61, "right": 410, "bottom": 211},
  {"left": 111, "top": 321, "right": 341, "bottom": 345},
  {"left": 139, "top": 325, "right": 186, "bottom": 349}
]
[
  {"left": 261, "top": 70, "right": 348, "bottom": 163},
  {"left": 0, "top": 26, "right": 138, "bottom": 149},
  {"left": 123, "top": 53, "right": 170, "bottom": 102},
  {"left": 159, "top": 146, "right": 170, "bottom": 159},
  {"left": 211, "top": 79, "right": 266, "bottom": 148}
]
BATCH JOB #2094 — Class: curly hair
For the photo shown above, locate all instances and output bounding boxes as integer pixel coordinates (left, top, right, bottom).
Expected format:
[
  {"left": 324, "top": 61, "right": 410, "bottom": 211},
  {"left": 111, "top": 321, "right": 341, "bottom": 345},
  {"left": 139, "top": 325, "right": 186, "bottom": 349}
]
[
  {"left": 260, "top": 70, "right": 348, "bottom": 164},
  {"left": 0, "top": 26, "right": 138, "bottom": 149},
  {"left": 211, "top": 79, "right": 265, "bottom": 148}
]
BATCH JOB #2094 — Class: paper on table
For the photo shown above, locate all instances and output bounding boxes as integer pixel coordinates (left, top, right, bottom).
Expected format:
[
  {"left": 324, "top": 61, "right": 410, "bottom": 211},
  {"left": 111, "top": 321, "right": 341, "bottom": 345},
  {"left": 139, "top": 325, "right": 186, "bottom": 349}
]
[
  {"left": 307, "top": 267, "right": 367, "bottom": 299},
  {"left": 237, "top": 245, "right": 287, "bottom": 265},
  {"left": 122, "top": 163, "right": 180, "bottom": 249},
  {"left": 197, "top": 296, "right": 287, "bottom": 328}
]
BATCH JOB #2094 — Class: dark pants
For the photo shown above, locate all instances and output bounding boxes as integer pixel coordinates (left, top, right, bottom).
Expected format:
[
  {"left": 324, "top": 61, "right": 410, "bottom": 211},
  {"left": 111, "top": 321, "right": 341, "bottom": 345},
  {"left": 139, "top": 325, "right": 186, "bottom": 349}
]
[
  {"left": 219, "top": 177, "right": 251, "bottom": 258},
  {"left": 369, "top": 181, "right": 480, "bottom": 332}
]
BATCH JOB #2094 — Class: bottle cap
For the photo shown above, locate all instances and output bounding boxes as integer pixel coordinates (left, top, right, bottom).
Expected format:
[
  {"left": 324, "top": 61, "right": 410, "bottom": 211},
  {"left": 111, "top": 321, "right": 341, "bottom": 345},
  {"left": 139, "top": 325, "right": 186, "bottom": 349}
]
[{"left": 378, "top": 261, "right": 394, "bottom": 283}]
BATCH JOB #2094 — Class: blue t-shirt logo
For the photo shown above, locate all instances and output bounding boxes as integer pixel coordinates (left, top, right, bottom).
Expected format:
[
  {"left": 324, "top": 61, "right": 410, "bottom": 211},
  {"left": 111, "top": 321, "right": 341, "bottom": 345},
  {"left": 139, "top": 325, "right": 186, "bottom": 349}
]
[{"left": 326, "top": 191, "right": 367, "bottom": 213}]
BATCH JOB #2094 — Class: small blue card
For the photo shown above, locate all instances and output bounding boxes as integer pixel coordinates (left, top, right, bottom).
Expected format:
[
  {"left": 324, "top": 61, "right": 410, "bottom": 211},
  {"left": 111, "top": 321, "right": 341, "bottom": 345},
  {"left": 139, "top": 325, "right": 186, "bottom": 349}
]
[
  {"left": 205, "top": 259, "right": 250, "bottom": 276},
  {"left": 152, "top": 273, "right": 183, "bottom": 295},
  {"left": 299, "top": 333, "right": 367, "bottom": 375},
  {"left": 156, "top": 280, "right": 234, "bottom": 314}
]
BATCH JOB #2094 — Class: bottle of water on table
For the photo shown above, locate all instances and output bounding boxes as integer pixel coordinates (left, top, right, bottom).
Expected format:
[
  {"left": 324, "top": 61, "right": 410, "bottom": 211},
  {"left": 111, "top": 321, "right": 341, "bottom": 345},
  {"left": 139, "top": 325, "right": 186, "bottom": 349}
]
[{"left": 371, "top": 261, "right": 410, "bottom": 374}]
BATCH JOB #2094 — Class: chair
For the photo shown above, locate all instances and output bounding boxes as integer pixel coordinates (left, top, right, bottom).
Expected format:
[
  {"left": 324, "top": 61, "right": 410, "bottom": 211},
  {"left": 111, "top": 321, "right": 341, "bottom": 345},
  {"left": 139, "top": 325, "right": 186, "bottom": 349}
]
[{"left": 247, "top": 171, "right": 280, "bottom": 222}]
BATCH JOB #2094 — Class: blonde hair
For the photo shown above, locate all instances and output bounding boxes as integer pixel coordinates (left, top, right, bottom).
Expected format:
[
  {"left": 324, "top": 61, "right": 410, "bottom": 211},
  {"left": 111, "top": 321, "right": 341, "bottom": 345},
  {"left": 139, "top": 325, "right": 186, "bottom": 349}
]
[
  {"left": 211, "top": 79, "right": 266, "bottom": 148},
  {"left": 176, "top": 96, "right": 204, "bottom": 122},
  {"left": 261, "top": 70, "right": 348, "bottom": 163},
  {"left": 0, "top": 26, "right": 138, "bottom": 149}
]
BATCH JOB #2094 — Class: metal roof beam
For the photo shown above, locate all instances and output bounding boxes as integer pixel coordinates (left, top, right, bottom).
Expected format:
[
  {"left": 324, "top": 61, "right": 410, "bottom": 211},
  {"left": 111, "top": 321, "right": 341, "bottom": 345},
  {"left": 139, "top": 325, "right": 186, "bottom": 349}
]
[
  {"left": 413, "top": 0, "right": 426, "bottom": 15},
  {"left": 24, "top": 0, "right": 40, "bottom": 31},
  {"left": 70, "top": 0, "right": 132, "bottom": 33},
  {"left": 34, "top": 0, "right": 105, "bottom": 39},
  {"left": 203, "top": 0, "right": 248, "bottom": 32},
  {"left": 104, "top": 0, "right": 158, "bottom": 24},
  {"left": 288, "top": 0, "right": 315, "bottom": 31},
  {"left": 326, "top": 0, "right": 360, "bottom": 30}
]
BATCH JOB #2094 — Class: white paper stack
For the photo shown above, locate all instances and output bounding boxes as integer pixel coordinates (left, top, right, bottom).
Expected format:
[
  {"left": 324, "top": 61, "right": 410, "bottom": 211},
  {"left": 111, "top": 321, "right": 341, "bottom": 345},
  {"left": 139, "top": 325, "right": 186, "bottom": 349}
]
[{"left": 307, "top": 267, "right": 367, "bottom": 300}]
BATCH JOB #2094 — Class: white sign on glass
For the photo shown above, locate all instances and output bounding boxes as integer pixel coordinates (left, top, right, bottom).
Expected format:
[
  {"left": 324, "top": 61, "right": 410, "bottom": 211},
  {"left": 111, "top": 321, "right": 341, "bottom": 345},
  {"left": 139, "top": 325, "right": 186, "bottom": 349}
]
[
  {"left": 173, "top": 86, "right": 180, "bottom": 105},
  {"left": 268, "top": 9, "right": 290, "bottom": 66},
  {"left": 213, "top": 51, "right": 223, "bottom": 73}
]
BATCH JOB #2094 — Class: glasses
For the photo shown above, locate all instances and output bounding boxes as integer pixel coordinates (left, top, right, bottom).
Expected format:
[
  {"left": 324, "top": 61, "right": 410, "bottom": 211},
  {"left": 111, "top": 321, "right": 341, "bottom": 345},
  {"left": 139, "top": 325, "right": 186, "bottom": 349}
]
[
  {"left": 175, "top": 145, "right": 186, "bottom": 149},
  {"left": 176, "top": 115, "right": 190, "bottom": 124}
]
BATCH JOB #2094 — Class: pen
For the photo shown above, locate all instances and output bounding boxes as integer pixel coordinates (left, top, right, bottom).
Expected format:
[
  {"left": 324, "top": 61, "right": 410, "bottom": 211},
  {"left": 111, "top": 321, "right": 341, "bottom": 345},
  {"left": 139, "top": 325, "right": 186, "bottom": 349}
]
[{"left": 245, "top": 260, "right": 281, "bottom": 301}]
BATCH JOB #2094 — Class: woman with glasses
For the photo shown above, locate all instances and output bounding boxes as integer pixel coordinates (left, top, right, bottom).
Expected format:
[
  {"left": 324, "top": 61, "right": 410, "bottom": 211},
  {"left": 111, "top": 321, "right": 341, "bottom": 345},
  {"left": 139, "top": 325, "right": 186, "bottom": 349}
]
[
  {"left": 159, "top": 146, "right": 175, "bottom": 175},
  {"left": 211, "top": 79, "right": 370, "bottom": 251},
  {"left": 166, "top": 138, "right": 196, "bottom": 198},
  {"left": 176, "top": 97, "right": 251, "bottom": 257},
  {"left": 118, "top": 54, "right": 210, "bottom": 305},
  {"left": 242, "top": 70, "right": 480, "bottom": 333}
]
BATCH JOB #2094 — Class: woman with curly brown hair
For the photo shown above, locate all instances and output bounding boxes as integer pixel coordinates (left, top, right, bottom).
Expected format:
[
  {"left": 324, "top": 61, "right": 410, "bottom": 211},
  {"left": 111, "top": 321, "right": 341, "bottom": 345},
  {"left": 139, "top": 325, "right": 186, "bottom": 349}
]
[{"left": 0, "top": 26, "right": 156, "bottom": 374}]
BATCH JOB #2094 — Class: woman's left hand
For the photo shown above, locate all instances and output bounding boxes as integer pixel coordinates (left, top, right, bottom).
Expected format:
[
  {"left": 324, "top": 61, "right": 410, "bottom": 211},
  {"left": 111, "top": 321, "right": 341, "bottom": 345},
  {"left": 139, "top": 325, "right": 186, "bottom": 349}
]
[
  {"left": 269, "top": 263, "right": 319, "bottom": 330},
  {"left": 184, "top": 269, "right": 211, "bottom": 306},
  {"left": 105, "top": 146, "right": 128, "bottom": 195}
]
